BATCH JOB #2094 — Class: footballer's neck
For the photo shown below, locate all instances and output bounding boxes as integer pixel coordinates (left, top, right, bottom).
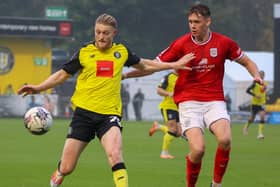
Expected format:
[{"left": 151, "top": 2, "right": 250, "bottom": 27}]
[{"left": 192, "top": 30, "right": 211, "bottom": 44}]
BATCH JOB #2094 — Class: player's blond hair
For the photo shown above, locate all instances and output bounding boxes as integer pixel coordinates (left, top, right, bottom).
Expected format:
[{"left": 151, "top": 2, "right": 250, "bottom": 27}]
[{"left": 95, "top": 13, "right": 118, "bottom": 29}]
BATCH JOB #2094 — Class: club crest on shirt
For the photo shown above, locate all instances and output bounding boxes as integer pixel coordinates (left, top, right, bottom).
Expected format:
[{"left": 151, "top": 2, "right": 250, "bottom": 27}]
[
  {"left": 210, "top": 48, "right": 218, "bottom": 57},
  {"left": 114, "top": 51, "right": 121, "bottom": 59}
]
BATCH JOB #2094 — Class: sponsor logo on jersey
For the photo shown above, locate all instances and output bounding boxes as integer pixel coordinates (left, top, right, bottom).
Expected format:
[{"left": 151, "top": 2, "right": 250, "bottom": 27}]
[
  {"left": 96, "top": 60, "right": 114, "bottom": 77},
  {"left": 198, "top": 58, "right": 208, "bottom": 65}
]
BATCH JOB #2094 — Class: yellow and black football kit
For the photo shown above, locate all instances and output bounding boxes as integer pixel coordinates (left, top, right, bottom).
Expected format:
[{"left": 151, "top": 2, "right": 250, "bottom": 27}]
[
  {"left": 245, "top": 81, "right": 268, "bottom": 137},
  {"left": 63, "top": 42, "right": 140, "bottom": 116},
  {"left": 158, "top": 72, "right": 179, "bottom": 122},
  {"left": 157, "top": 72, "right": 179, "bottom": 156},
  {"left": 62, "top": 42, "right": 140, "bottom": 142},
  {"left": 246, "top": 81, "right": 267, "bottom": 115}
]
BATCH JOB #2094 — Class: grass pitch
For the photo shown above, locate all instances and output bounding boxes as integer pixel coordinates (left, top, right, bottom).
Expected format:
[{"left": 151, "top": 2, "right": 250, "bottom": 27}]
[{"left": 0, "top": 118, "right": 279, "bottom": 187}]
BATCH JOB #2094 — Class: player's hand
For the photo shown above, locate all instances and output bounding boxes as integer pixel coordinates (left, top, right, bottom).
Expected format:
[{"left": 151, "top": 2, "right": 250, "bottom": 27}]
[
  {"left": 168, "top": 92, "right": 173, "bottom": 97},
  {"left": 175, "top": 53, "right": 195, "bottom": 70},
  {"left": 255, "top": 95, "right": 261, "bottom": 99},
  {"left": 254, "top": 76, "right": 264, "bottom": 86},
  {"left": 17, "top": 85, "right": 40, "bottom": 97},
  {"left": 122, "top": 73, "right": 127, "bottom": 80}
]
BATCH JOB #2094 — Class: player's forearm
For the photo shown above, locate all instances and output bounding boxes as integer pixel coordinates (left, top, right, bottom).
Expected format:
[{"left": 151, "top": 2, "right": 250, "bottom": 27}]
[
  {"left": 123, "top": 69, "right": 153, "bottom": 79},
  {"left": 157, "top": 87, "right": 172, "bottom": 97},
  {"left": 141, "top": 58, "right": 175, "bottom": 71},
  {"left": 37, "top": 70, "right": 70, "bottom": 91},
  {"left": 238, "top": 55, "right": 260, "bottom": 79},
  {"left": 246, "top": 62, "right": 260, "bottom": 79}
]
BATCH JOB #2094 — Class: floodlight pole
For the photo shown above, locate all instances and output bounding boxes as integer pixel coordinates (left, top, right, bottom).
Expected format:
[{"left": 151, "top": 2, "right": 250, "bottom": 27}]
[{"left": 273, "top": 4, "right": 280, "bottom": 102}]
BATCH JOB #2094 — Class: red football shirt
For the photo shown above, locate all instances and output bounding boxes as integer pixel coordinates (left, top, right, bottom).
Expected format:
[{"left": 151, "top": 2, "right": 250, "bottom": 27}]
[{"left": 157, "top": 32, "right": 243, "bottom": 104}]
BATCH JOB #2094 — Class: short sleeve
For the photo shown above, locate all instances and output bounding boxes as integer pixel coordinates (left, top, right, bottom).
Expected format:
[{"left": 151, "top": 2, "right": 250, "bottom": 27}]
[
  {"left": 62, "top": 50, "right": 82, "bottom": 75},
  {"left": 124, "top": 47, "right": 140, "bottom": 67}
]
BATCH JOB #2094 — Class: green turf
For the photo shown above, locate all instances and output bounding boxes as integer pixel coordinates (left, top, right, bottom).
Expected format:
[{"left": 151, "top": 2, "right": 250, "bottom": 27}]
[{"left": 0, "top": 118, "right": 279, "bottom": 187}]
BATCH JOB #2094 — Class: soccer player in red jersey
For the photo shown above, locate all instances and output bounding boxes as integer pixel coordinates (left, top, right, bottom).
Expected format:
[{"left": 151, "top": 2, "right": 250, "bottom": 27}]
[{"left": 155, "top": 4, "right": 264, "bottom": 187}]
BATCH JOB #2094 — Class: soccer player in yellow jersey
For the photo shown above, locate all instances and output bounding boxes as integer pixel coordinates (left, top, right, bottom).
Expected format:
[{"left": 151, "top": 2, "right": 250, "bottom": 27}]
[
  {"left": 149, "top": 71, "right": 181, "bottom": 159},
  {"left": 243, "top": 70, "right": 268, "bottom": 139},
  {"left": 17, "top": 14, "right": 195, "bottom": 187}
]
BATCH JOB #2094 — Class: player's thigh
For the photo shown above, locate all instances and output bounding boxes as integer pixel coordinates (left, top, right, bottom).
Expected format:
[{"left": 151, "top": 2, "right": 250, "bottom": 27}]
[
  {"left": 101, "top": 126, "right": 122, "bottom": 151},
  {"left": 101, "top": 126, "right": 123, "bottom": 165},
  {"left": 60, "top": 138, "right": 88, "bottom": 167},
  {"left": 259, "top": 110, "right": 266, "bottom": 120}
]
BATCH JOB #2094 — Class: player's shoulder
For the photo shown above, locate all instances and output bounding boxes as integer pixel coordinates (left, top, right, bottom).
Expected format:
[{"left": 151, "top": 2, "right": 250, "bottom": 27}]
[
  {"left": 212, "top": 32, "right": 235, "bottom": 42},
  {"left": 169, "top": 33, "right": 192, "bottom": 48},
  {"left": 113, "top": 42, "right": 128, "bottom": 50},
  {"left": 174, "top": 33, "right": 192, "bottom": 43},
  {"left": 164, "top": 72, "right": 177, "bottom": 82},
  {"left": 76, "top": 41, "right": 95, "bottom": 53},
  {"left": 81, "top": 41, "right": 94, "bottom": 48}
]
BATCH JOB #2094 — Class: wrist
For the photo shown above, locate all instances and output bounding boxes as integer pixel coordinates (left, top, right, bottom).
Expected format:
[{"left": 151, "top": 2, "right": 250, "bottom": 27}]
[{"left": 122, "top": 73, "right": 127, "bottom": 80}]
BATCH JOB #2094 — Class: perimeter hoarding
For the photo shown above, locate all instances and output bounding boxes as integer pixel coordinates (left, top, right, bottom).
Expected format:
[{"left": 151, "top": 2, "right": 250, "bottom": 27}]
[{"left": 0, "top": 17, "right": 72, "bottom": 39}]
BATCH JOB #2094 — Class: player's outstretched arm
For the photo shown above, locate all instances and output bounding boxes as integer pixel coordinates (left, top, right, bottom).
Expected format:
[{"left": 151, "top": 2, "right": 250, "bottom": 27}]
[
  {"left": 18, "top": 69, "right": 71, "bottom": 97},
  {"left": 125, "top": 53, "right": 194, "bottom": 79}
]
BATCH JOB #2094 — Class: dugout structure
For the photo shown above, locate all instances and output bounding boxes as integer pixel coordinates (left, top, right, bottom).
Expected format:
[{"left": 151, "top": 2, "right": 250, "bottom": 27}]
[{"left": 0, "top": 16, "right": 73, "bottom": 95}]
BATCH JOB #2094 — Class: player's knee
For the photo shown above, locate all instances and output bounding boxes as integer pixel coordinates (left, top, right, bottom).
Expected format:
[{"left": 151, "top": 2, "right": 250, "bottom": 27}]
[
  {"left": 218, "top": 136, "right": 231, "bottom": 149},
  {"left": 191, "top": 146, "right": 205, "bottom": 159},
  {"left": 107, "top": 149, "right": 123, "bottom": 165}
]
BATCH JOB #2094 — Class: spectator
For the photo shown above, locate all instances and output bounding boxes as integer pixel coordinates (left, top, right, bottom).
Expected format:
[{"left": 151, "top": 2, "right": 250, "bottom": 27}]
[
  {"left": 224, "top": 93, "right": 232, "bottom": 112},
  {"left": 28, "top": 95, "right": 41, "bottom": 110},
  {"left": 121, "top": 84, "right": 130, "bottom": 120},
  {"left": 133, "top": 88, "right": 145, "bottom": 121},
  {"left": 43, "top": 95, "right": 55, "bottom": 115}
]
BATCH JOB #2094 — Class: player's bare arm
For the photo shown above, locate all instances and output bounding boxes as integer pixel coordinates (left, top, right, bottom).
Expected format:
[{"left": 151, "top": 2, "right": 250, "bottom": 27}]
[
  {"left": 124, "top": 53, "right": 194, "bottom": 79},
  {"left": 122, "top": 68, "right": 154, "bottom": 80},
  {"left": 141, "top": 53, "right": 194, "bottom": 71},
  {"left": 17, "top": 69, "right": 71, "bottom": 96},
  {"left": 236, "top": 54, "right": 264, "bottom": 85},
  {"left": 157, "top": 87, "right": 173, "bottom": 97}
]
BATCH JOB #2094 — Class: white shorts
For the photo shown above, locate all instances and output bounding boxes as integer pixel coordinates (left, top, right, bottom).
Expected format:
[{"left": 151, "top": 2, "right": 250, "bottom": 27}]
[{"left": 178, "top": 101, "right": 230, "bottom": 135}]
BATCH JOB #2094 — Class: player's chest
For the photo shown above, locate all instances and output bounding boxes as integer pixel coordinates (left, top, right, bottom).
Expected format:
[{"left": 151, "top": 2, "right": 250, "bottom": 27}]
[
  {"left": 79, "top": 51, "right": 126, "bottom": 75},
  {"left": 186, "top": 44, "right": 227, "bottom": 64}
]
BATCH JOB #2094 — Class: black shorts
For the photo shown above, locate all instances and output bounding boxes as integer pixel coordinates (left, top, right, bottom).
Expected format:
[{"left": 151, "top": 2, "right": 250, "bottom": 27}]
[
  {"left": 160, "top": 108, "right": 179, "bottom": 122},
  {"left": 67, "top": 107, "right": 122, "bottom": 142},
  {"left": 251, "top": 105, "right": 265, "bottom": 116}
]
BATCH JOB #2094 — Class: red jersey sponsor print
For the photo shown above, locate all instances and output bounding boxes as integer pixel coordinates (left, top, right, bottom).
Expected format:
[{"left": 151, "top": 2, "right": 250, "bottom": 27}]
[
  {"left": 157, "top": 32, "right": 243, "bottom": 103},
  {"left": 96, "top": 61, "right": 114, "bottom": 77}
]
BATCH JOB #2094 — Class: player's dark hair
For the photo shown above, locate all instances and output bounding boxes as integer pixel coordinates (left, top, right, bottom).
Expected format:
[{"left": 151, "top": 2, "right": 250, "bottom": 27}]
[
  {"left": 188, "top": 4, "right": 211, "bottom": 18},
  {"left": 95, "top": 13, "right": 118, "bottom": 29}
]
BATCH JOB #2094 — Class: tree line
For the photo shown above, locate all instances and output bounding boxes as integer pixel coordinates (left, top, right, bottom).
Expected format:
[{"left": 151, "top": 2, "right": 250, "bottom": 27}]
[{"left": 0, "top": 0, "right": 278, "bottom": 57}]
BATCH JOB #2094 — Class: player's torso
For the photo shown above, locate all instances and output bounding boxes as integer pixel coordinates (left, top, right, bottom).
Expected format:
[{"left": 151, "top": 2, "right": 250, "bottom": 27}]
[
  {"left": 179, "top": 33, "right": 229, "bottom": 86},
  {"left": 251, "top": 81, "right": 268, "bottom": 105},
  {"left": 72, "top": 43, "right": 129, "bottom": 115},
  {"left": 161, "top": 33, "right": 241, "bottom": 102},
  {"left": 159, "top": 73, "right": 178, "bottom": 110}
]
